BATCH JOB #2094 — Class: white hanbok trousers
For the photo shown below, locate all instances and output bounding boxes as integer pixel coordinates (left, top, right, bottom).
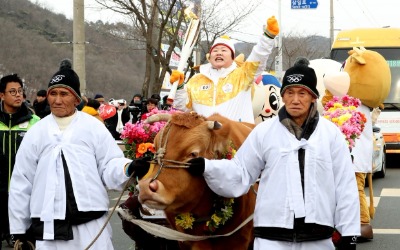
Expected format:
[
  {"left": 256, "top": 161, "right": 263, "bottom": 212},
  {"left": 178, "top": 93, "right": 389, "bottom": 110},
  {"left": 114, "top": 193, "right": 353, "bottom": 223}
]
[
  {"left": 35, "top": 214, "right": 114, "bottom": 250},
  {"left": 254, "top": 237, "right": 334, "bottom": 250}
]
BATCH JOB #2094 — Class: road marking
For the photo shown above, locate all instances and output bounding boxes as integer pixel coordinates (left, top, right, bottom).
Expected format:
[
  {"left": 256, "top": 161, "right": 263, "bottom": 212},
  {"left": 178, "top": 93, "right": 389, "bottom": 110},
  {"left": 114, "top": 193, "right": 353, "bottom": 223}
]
[
  {"left": 366, "top": 197, "right": 380, "bottom": 207},
  {"left": 373, "top": 229, "right": 400, "bottom": 234},
  {"left": 380, "top": 188, "right": 400, "bottom": 197},
  {"left": 112, "top": 194, "right": 129, "bottom": 201},
  {"left": 109, "top": 194, "right": 129, "bottom": 211}
]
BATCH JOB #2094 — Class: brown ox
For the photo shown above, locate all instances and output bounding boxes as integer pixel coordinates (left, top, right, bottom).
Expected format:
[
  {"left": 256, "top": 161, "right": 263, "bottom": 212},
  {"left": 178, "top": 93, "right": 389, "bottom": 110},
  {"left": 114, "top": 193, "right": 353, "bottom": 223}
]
[{"left": 137, "top": 112, "right": 256, "bottom": 250}]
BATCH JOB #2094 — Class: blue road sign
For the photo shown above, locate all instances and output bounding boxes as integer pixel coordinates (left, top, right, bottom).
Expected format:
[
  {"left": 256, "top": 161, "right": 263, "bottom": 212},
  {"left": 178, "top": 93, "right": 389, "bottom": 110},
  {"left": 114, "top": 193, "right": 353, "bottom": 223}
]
[{"left": 291, "top": 0, "right": 318, "bottom": 9}]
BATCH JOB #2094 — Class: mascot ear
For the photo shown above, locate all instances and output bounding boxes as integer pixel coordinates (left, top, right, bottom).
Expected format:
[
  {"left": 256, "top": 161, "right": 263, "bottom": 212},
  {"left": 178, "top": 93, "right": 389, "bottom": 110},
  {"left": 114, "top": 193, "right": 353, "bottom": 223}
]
[
  {"left": 255, "top": 75, "right": 263, "bottom": 85},
  {"left": 349, "top": 47, "right": 366, "bottom": 65},
  {"left": 324, "top": 72, "right": 350, "bottom": 97}
]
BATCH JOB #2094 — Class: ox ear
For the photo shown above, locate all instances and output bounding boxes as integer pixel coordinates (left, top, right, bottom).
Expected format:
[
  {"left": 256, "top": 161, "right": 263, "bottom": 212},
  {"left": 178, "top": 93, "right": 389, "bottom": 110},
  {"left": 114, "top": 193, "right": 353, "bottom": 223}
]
[{"left": 207, "top": 121, "right": 222, "bottom": 130}]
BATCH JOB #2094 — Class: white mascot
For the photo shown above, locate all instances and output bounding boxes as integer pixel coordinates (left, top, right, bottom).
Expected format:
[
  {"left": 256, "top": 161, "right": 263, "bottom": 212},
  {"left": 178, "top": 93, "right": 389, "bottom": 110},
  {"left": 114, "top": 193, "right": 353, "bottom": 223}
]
[
  {"left": 252, "top": 72, "right": 282, "bottom": 124},
  {"left": 309, "top": 58, "right": 344, "bottom": 112}
]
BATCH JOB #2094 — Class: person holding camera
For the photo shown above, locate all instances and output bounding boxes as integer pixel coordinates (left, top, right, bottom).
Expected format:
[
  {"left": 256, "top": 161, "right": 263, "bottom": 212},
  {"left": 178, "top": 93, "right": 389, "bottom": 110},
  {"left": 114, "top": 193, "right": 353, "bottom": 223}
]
[
  {"left": 128, "top": 94, "right": 143, "bottom": 123},
  {"left": 104, "top": 98, "right": 130, "bottom": 140}
]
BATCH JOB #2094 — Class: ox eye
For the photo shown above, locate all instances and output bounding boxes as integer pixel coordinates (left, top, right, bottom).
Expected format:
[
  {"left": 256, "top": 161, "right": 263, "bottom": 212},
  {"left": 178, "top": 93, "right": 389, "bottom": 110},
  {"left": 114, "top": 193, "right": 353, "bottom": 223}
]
[{"left": 190, "top": 152, "right": 198, "bottom": 158}]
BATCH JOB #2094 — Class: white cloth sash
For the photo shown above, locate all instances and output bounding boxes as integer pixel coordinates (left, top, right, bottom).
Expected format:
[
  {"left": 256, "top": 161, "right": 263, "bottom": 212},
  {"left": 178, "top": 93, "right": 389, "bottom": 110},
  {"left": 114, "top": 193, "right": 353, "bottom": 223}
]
[
  {"left": 280, "top": 138, "right": 308, "bottom": 219},
  {"left": 40, "top": 144, "right": 67, "bottom": 240}
]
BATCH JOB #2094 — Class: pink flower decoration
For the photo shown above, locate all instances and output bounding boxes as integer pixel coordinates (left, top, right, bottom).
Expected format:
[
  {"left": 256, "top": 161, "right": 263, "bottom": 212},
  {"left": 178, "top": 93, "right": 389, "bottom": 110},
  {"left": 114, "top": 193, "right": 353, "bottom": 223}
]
[
  {"left": 322, "top": 95, "right": 366, "bottom": 150},
  {"left": 121, "top": 108, "right": 181, "bottom": 159}
]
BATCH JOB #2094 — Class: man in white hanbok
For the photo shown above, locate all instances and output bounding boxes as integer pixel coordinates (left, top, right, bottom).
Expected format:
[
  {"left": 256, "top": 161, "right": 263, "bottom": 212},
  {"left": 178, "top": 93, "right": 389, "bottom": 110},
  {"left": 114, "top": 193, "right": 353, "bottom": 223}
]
[
  {"left": 187, "top": 58, "right": 360, "bottom": 250},
  {"left": 8, "top": 60, "right": 137, "bottom": 250}
]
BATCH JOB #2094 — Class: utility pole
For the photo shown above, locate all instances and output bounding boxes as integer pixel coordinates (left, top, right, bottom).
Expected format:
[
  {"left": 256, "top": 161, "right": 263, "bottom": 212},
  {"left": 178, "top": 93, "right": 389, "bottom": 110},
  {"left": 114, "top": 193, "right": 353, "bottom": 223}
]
[
  {"left": 275, "top": 0, "right": 283, "bottom": 80},
  {"left": 330, "top": 0, "right": 334, "bottom": 46},
  {"left": 73, "top": 0, "right": 86, "bottom": 95},
  {"left": 193, "top": 0, "right": 202, "bottom": 66}
]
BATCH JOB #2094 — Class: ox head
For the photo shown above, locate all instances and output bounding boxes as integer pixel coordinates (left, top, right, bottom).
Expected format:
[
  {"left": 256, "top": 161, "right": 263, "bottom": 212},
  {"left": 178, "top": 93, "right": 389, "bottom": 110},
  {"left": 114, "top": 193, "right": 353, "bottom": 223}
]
[{"left": 137, "top": 112, "right": 226, "bottom": 214}]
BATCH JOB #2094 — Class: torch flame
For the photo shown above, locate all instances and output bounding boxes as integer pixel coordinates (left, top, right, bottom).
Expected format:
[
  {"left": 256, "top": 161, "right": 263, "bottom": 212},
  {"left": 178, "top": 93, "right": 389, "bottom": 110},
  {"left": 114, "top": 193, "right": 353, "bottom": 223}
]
[{"left": 184, "top": 5, "right": 198, "bottom": 19}]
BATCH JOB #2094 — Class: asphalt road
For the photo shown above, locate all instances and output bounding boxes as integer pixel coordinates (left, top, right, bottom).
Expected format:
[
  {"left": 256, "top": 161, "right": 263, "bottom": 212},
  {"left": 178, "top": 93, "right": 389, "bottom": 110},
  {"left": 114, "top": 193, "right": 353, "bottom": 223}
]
[
  {"left": 356, "top": 154, "right": 400, "bottom": 250},
  {"left": 108, "top": 191, "right": 136, "bottom": 250}
]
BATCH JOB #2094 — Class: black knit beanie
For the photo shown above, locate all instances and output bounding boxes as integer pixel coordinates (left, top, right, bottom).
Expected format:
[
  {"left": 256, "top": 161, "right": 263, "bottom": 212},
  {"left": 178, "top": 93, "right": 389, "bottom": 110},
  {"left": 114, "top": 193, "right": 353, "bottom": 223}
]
[
  {"left": 36, "top": 89, "right": 47, "bottom": 97},
  {"left": 48, "top": 59, "right": 81, "bottom": 100},
  {"left": 281, "top": 57, "right": 319, "bottom": 98}
]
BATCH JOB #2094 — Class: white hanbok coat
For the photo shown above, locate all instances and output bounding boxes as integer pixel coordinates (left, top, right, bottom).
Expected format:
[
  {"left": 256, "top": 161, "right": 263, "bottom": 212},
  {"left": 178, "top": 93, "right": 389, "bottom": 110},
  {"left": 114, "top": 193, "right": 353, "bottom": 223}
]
[
  {"left": 203, "top": 116, "right": 360, "bottom": 245},
  {"left": 8, "top": 112, "right": 131, "bottom": 248}
]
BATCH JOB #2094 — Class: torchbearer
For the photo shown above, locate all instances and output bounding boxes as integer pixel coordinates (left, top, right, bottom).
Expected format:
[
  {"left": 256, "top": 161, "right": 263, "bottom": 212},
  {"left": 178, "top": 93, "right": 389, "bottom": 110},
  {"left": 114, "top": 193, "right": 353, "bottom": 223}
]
[{"left": 171, "top": 16, "right": 279, "bottom": 124}]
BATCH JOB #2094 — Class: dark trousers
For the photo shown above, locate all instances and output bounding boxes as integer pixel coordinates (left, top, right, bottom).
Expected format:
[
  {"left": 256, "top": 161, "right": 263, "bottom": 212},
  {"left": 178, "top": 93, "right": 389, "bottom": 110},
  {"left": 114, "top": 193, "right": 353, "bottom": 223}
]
[{"left": 0, "top": 192, "right": 9, "bottom": 249}]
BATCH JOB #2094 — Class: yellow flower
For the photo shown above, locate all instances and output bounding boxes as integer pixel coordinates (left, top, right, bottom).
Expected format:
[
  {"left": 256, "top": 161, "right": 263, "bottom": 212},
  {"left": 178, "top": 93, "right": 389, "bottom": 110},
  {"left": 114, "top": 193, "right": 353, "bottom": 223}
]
[
  {"left": 211, "top": 214, "right": 222, "bottom": 225},
  {"left": 175, "top": 213, "right": 195, "bottom": 229},
  {"left": 333, "top": 103, "right": 343, "bottom": 109},
  {"left": 175, "top": 197, "right": 235, "bottom": 232}
]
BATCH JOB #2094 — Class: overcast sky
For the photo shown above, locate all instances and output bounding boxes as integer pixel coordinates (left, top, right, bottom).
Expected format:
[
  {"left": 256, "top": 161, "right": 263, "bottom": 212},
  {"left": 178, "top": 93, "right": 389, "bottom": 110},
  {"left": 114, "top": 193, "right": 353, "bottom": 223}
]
[{"left": 29, "top": 0, "right": 400, "bottom": 43}]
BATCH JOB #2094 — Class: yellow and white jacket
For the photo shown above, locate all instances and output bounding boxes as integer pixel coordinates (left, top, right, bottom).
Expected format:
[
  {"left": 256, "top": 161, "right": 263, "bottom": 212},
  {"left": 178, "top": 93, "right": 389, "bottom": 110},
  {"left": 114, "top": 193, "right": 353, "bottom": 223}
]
[{"left": 174, "top": 35, "right": 275, "bottom": 123}]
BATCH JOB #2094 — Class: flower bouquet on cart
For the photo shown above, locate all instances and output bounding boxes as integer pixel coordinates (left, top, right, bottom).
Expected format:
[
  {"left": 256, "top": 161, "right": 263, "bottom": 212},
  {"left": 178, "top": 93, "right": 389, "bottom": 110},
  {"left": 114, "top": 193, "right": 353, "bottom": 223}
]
[
  {"left": 322, "top": 95, "right": 366, "bottom": 248},
  {"left": 322, "top": 94, "right": 366, "bottom": 150},
  {"left": 117, "top": 108, "right": 181, "bottom": 248}
]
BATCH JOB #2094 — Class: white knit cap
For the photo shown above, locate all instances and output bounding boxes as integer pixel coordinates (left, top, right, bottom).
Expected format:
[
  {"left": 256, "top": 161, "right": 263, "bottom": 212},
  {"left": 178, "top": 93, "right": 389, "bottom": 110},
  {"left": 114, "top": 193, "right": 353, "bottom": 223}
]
[{"left": 209, "top": 35, "right": 235, "bottom": 58}]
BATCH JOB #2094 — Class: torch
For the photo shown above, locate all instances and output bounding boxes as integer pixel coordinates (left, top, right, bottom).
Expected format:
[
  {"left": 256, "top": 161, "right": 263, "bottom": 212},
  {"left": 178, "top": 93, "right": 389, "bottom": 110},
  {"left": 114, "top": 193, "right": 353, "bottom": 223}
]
[{"left": 167, "top": 8, "right": 201, "bottom": 102}]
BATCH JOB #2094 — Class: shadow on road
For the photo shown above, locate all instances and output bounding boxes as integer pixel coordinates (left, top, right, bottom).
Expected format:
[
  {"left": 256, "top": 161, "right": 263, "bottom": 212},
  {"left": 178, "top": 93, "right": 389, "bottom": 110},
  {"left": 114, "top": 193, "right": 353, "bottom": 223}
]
[{"left": 386, "top": 153, "right": 400, "bottom": 168}]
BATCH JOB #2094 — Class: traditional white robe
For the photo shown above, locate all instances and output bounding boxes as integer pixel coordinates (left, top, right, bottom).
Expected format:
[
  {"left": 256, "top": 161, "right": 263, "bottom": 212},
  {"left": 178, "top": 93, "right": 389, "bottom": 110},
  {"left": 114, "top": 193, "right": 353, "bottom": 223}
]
[
  {"left": 8, "top": 111, "right": 131, "bottom": 248},
  {"left": 203, "top": 116, "right": 360, "bottom": 244}
]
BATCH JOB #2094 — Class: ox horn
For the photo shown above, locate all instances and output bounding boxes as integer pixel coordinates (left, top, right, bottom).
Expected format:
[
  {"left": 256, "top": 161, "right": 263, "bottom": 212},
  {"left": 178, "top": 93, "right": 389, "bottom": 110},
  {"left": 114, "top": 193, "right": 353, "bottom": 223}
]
[
  {"left": 145, "top": 113, "right": 171, "bottom": 124},
  {"left": 207, "top": 121, "right": 222, "bottom": 130}
]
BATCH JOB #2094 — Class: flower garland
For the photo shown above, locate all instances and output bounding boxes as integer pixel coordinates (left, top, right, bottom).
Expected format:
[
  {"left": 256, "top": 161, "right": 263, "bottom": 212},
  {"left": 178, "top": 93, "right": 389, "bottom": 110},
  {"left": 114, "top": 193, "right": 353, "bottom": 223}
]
[
  {"left": 219, "top": 140, "right": 237, "bottom": 160},
  {"left": 175, "top": 198, "right": 234, "bottom": 232},
  {"left": 175, "top": 141, "right": 237, "bottom": 232},
  {"left": 322, "top": 95, "right": 366, "bottom": 150}
]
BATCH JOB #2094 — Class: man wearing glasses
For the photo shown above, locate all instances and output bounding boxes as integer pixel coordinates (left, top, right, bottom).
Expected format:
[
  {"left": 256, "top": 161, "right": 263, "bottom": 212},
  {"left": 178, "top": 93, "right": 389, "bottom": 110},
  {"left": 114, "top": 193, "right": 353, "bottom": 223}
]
[{"left": 0, "top": 74, "right": 40, "bottom": 249}]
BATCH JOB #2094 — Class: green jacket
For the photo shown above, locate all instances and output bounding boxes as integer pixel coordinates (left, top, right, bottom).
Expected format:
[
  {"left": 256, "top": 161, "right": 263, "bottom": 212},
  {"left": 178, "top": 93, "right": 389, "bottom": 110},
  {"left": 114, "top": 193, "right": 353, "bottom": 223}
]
[{"left": 0, "top": 102, "right": 40, "bottom": 193}]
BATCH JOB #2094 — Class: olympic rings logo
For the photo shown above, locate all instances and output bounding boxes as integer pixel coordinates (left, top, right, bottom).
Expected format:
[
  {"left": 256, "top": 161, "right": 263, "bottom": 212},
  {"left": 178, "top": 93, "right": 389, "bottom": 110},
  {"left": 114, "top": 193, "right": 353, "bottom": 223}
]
[
  {"left": 286, "top": 74, "right": 304, "bottom": 83},
  {"left": 50, "top": 75, "right": 66, "bottom": 84}
]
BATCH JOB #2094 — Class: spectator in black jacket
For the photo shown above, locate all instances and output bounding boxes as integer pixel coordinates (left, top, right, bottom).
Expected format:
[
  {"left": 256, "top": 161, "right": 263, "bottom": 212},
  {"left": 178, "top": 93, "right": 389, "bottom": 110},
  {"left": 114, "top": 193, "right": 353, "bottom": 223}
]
[
  {"left": 129, "top": 93, "right": 143, "bottom": 123},
  {"left": 33, "top": 89, "right": 50, "bottom": 118},
  {"left": 0, "top": 74, "right": 40, "bottom": 248}
]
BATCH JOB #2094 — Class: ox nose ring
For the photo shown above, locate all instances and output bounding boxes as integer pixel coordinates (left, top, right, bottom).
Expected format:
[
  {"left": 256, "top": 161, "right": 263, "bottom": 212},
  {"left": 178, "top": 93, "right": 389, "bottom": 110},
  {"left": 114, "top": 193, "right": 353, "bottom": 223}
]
[{"left": 150, "top": 162, "right": 164, "bottom": 182}]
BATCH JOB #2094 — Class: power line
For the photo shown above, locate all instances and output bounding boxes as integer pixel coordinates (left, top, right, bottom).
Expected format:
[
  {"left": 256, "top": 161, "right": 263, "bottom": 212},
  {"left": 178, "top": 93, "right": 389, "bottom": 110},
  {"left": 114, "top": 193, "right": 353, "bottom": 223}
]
[
  {"left": 354, "top": 0, "right": 380, "bottom": 27},
  {"left": 335, "top": 0, "right": 363, "bottom": 27}
]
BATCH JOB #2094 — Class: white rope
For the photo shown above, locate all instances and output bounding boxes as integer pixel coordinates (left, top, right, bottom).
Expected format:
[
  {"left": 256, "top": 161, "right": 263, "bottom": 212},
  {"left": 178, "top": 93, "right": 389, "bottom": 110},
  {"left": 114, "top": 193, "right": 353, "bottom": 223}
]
[{"left": 116, "top": 206, "right": 254, "bottom": 241}]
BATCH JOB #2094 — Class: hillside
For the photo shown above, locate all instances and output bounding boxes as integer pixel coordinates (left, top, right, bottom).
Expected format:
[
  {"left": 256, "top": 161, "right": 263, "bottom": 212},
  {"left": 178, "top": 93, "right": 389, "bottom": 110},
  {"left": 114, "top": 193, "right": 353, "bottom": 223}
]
[{"left": 0, "top": 0, "right": 146, "bottom": 102}]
